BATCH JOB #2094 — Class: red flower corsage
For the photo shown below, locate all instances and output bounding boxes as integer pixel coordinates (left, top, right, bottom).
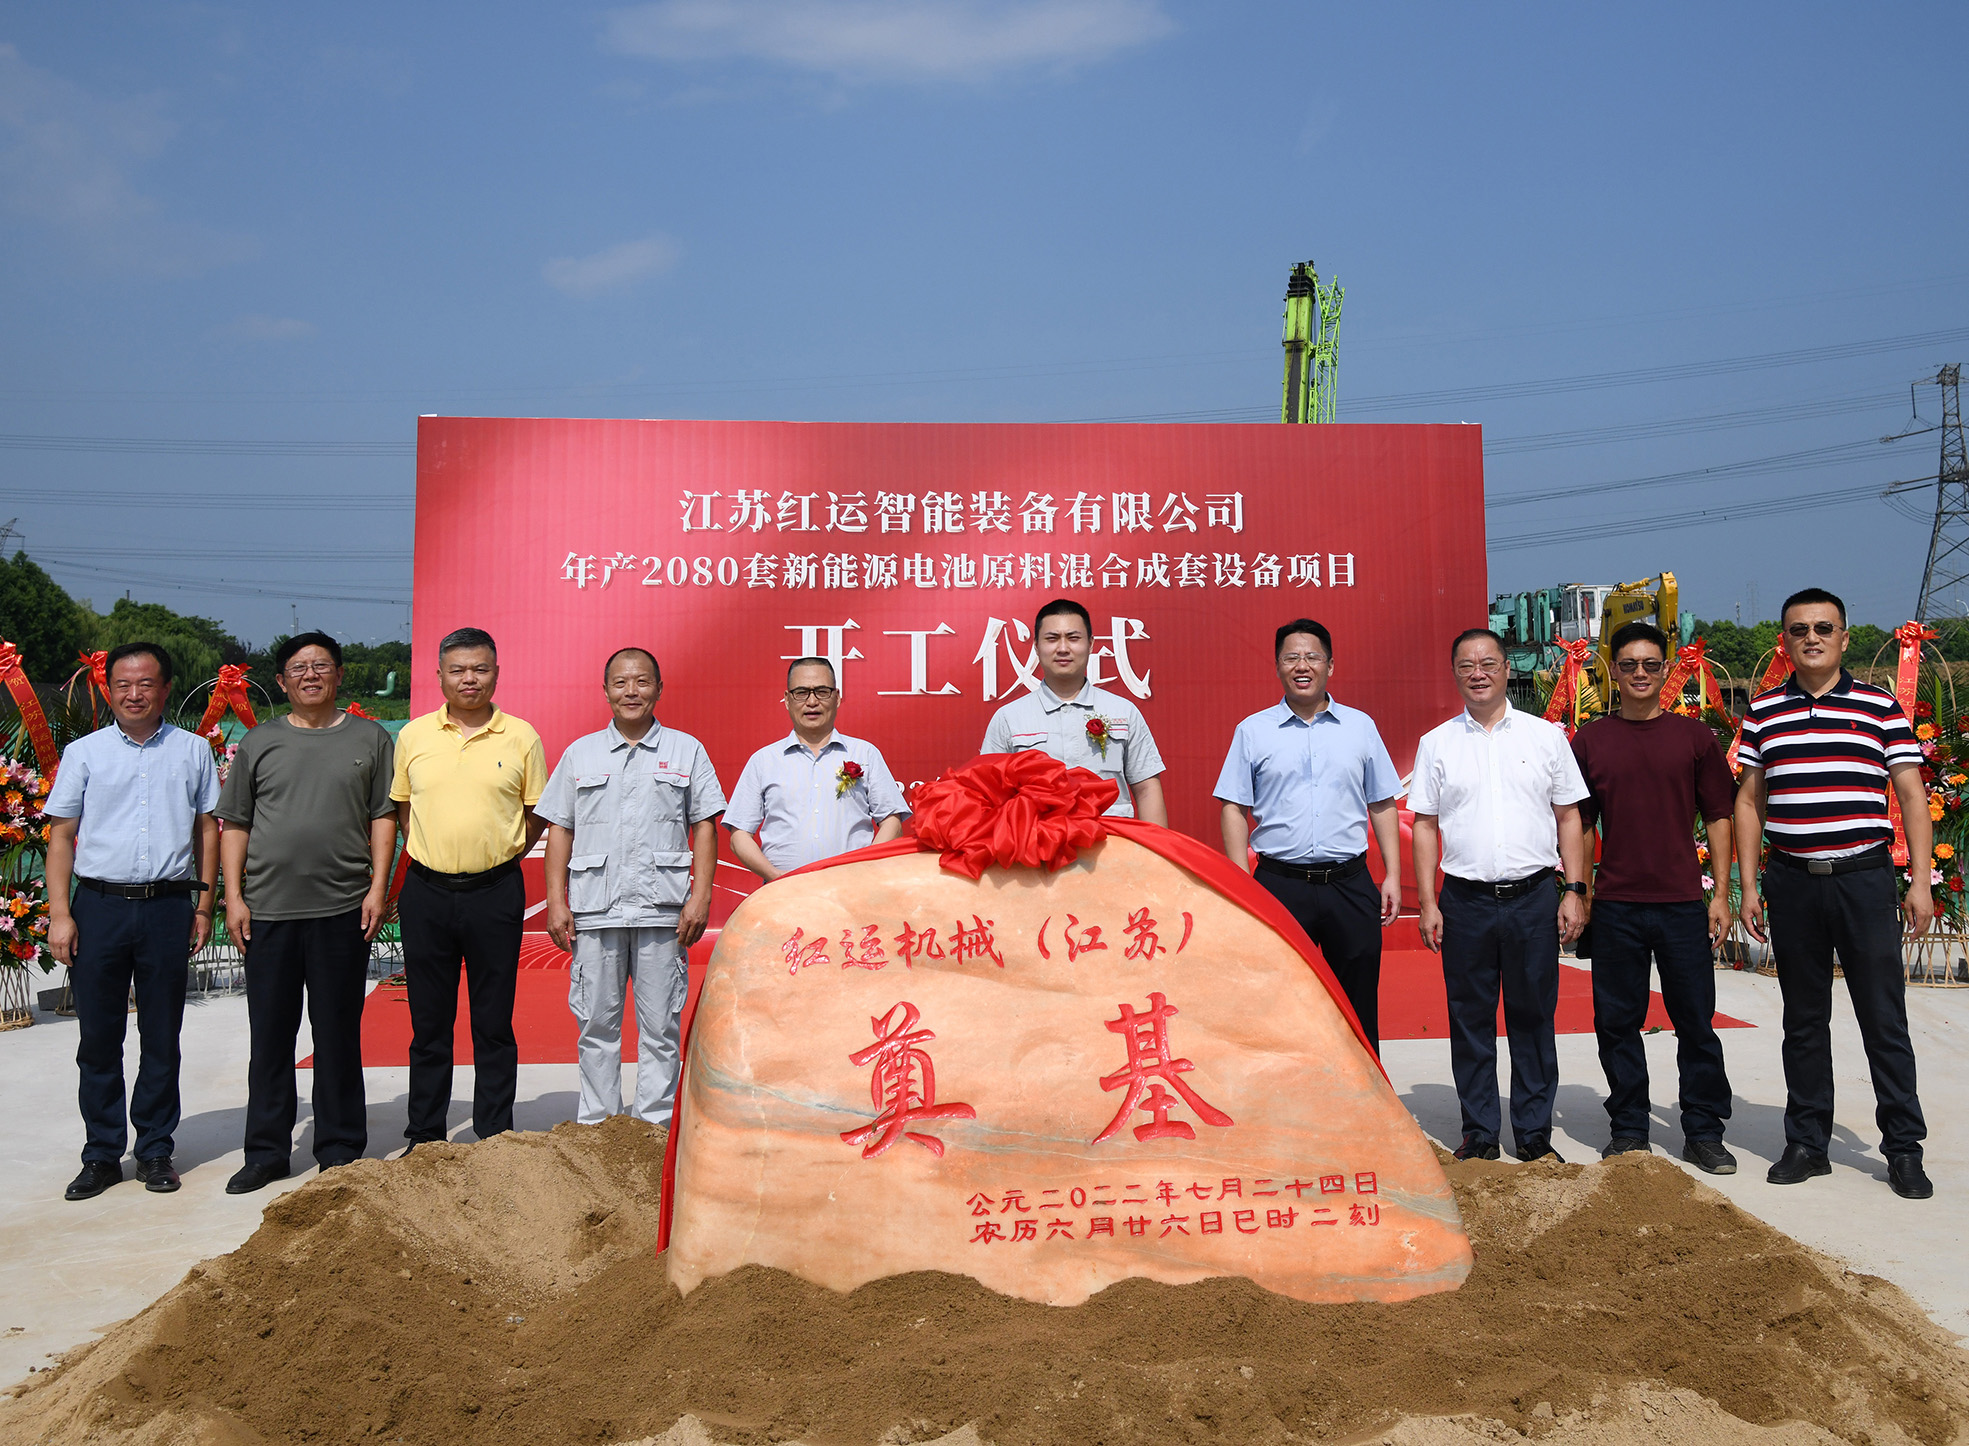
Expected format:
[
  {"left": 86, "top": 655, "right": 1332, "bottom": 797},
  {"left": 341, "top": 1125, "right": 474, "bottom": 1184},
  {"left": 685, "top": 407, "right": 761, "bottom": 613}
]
[
  {"left": 1085, "top": 716, "right": 1109, "bottom": 759},
  {"left": 836, "top": 759, "right": 865, "bottom": 798}
]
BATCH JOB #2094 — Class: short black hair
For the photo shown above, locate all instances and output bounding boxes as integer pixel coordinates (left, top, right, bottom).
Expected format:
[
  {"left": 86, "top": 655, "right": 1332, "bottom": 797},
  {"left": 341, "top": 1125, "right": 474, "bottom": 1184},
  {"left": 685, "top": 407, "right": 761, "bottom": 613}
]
[
  {"left": 1033, "top": 598, "right": 1092, "bottom": 638},
  {"left": 105, "top": 641, "right": 173, "bottom": 686},
  {"left": 603, "top": 647, "right": 660, "bottom": 685},
  {"left": 1275, "top": 618, "right": 1331, "bottom": 660},
  {"left": 1450, "top": 627, "right": 1506, "bottom": 664},
  {"left": 1781, "top": 587, "right": 1847, "bottom": 626},
  {"left": 1607, "top": 621, "right": 1668, "bottom": 660},
  {"left": 785, "top": 655, "right": 836, "bottom": 687},
  {"left": 438, "top": 626, "right": 497, "bottom": 659},
  {"left": 276, "top": 630, "right": 342, "bottom": 672}
]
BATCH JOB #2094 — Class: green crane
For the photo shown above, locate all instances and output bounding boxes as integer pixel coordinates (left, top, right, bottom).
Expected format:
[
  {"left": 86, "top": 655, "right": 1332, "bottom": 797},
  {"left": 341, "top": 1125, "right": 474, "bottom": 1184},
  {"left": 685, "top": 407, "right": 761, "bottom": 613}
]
[{"left": 1280, "top": 260, "right": 1343, "bottom": 423}]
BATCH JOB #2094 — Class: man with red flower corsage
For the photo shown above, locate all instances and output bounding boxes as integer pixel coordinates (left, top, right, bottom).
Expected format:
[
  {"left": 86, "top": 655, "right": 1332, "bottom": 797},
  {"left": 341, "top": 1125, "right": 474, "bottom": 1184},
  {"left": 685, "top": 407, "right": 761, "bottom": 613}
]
[
  {"left": 728, "top": 657, "right": 908, "bottom": 881},
  {"left": 980, "top": 598, "right": 1166, "bottom": 824}
]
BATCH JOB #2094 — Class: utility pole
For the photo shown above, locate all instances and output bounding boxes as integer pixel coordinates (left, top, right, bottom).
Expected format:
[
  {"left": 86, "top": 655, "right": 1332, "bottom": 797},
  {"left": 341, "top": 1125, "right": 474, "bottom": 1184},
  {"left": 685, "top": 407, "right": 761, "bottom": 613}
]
[
  {"left": 1280, "top": 261, "right": 1343, "bottom": 423},
  {"left": 1917, "top": 364, "right": 1969, "bottom": 620}
]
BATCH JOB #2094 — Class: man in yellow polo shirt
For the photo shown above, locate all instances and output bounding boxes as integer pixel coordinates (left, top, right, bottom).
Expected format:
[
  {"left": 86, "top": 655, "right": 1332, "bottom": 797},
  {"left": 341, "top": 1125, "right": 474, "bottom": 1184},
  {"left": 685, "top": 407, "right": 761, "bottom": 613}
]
[{"left": 390, "top": 627, "right": 548, "bottom": 1148}]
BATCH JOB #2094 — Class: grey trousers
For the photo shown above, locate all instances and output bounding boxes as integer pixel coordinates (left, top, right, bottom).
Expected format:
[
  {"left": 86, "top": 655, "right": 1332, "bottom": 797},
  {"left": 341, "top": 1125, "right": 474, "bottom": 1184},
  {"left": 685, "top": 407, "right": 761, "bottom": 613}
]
[{"left": 568, "top": 925, "right": 687, "bottom": 1126}]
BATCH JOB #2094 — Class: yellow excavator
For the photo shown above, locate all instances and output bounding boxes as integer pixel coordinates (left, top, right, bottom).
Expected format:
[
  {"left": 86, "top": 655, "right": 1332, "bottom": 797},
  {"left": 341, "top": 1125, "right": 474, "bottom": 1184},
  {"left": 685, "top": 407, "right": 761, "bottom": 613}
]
[{"left": 1530, "top": 573, "right": 1684, "bottom": 722}]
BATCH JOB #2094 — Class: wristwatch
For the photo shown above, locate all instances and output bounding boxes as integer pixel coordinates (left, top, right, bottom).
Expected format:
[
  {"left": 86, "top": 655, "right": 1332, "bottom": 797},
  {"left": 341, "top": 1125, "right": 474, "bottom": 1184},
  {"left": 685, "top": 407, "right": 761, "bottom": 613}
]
[{"left": 1562, "top": 881, "right": 1589, "bottom": 896}]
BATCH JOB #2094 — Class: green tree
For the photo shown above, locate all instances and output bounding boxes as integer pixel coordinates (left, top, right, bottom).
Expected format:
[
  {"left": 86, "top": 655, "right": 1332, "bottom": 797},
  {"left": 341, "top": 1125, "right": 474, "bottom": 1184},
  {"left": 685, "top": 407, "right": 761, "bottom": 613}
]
[
  {"left": 0, "top": 552, "right": 92, "bottom": 683},
  {"left": 91, "top": 599, "right": 242, "bottom": 696}
]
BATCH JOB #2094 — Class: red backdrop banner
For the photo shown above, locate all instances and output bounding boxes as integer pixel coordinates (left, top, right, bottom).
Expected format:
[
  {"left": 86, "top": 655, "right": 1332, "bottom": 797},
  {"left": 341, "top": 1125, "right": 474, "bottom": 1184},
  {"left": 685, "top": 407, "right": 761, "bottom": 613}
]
[{"left": 410, "top": 419, "right": 1486, "bottom": 875}]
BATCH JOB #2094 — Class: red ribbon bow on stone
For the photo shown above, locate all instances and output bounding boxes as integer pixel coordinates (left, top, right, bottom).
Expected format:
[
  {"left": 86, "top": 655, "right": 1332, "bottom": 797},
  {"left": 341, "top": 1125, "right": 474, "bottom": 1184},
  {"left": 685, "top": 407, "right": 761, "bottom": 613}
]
[{"left": 910, "top": 752, "right": 1118, "bottom": 879}]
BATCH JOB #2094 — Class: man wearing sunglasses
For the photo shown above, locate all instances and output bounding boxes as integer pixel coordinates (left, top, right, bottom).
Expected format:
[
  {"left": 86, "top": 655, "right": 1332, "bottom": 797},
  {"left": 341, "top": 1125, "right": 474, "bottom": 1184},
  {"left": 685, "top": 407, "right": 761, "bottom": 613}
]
[
  {"left": 1570, "top": 621, "right": 1738, "bottom": 1175},
  {"left": 726, "top": 656, "right": 908, "bottom": 881},
  {"left": 538, "top": 647, "right": 724, "bottom": 1126},
  {"left": 1735, "top": 588, "right": 1933, "bottom": 1199}
]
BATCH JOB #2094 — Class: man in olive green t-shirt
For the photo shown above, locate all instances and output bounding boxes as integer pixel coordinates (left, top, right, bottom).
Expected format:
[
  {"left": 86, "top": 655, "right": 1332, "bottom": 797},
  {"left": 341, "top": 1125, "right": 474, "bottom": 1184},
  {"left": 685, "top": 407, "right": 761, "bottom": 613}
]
[{"left": 215, "top": 633, "right": 396, "bottom": 1193}]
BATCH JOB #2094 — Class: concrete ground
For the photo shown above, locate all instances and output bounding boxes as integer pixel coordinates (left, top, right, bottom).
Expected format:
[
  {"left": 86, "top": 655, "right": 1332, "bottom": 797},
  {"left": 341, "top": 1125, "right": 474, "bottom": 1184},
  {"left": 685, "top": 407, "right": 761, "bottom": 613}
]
[{"left": 0, "top": 964, "right": 1962, "bottom": 1391}]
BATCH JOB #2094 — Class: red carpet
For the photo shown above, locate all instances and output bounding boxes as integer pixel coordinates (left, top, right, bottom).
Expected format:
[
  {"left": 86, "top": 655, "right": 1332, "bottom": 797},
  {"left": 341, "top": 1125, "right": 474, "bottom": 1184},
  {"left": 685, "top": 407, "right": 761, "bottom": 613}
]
[{"left": 329, "top": 923, "right": 1749, "bottom": 1067}]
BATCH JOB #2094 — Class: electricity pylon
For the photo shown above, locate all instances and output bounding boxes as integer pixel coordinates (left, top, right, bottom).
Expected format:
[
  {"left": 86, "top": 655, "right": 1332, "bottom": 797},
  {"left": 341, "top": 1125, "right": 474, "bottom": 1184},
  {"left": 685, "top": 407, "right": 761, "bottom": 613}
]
[
  {"left": 1916, "top": 364, "right": 1969, "bottom": 620},
  {"left": 1280, "top": 261, "right": 1343, "bottom": 423}
]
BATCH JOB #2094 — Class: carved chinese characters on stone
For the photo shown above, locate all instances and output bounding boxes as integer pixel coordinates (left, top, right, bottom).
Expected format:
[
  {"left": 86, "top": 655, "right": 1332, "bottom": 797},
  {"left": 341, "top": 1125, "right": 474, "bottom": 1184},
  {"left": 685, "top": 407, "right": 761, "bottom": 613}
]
[
  {"left": 840, "top": 1002, "right": 976, "bottom": 1159},
  {"left": 668, "top": 836, "right": 1472, "bottom": 1308}
]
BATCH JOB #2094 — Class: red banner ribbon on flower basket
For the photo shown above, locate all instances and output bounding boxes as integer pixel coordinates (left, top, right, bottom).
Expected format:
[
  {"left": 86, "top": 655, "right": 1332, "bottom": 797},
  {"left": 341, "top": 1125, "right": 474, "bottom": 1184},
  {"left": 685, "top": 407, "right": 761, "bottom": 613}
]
[
  {"left": 1541, "top": 638, "right": 1595, "bottom": 737},
  {"left": 195, "top": 663, "right": 259, "bottom": 739},
  {"left": 1887, "top": 621, "right": 1939, "bottom": 868},
  {"left": 1660, "top": 638, "right": 1727, "bottom": 718},
  {"left": 1726, "top": 648, "right": 1794, "bottom": 775},
  {"left": 68, "top": 650, "right": 108, "bottom": 703},
  {"left": 0, "top": 642, "right": 59, "bottom": 778},
  {"left": 344, "top": 700, "right": 376, "bottom": 721}
]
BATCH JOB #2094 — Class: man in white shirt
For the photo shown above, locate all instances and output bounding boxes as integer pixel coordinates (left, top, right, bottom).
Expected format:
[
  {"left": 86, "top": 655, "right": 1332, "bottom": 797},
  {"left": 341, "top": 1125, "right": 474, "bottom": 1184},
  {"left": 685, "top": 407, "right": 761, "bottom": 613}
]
[
  {"left": 727, "top": 656, "right": 909, "bottom": 880},
  {"left": 980, "top": 598, "right": 1166, "bottom": 823},
  {"left": 1410, "top": 628, "right": 1591, "bottom": 1163}
]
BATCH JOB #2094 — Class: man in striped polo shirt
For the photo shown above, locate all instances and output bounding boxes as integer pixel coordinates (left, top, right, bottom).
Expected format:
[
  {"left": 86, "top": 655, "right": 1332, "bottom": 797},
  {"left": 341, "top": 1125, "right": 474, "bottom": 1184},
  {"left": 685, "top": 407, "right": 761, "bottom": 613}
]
[{"left": 1735, "top": 587, "right": 1933, "bottom": 1199}]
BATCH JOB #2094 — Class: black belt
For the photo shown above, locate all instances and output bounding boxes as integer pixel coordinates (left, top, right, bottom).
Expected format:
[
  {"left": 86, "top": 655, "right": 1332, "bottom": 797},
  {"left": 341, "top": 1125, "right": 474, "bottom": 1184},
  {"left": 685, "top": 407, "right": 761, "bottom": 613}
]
[
  {"left": 408, "top": 857, "right": 520, "bottom": 892},
  {"left": 1257, "top": 853, "right": 1367, "bottom": 885},
  {"left": 1769, "top": 844, "right": 1891, "bottom": 877},
  {"left": 77, "top": 876, "right": 207, "bottom": 900},
  {"left": 1445, "top": 867, "right": 1554, "bottom": 900}
]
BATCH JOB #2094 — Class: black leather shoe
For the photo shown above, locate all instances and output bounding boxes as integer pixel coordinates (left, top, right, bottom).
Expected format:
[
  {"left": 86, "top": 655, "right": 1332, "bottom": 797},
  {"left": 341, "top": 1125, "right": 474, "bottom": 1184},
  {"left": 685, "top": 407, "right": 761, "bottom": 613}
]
[
  {"left": 1887, "top": 1154, "right": 1934, "bottom": 1200},
  {"left": 1453, "top": 1136, "right": 1501, "bottom": 1161},
  {"left": 225, "top": 1160, "right": 290, "bottom": 1195},
  {"left": 1682, "top": 1139, "right": 1737, "bottom": 1175},
  {"left": 64, "top": 1161, "right": 121, "bottom": 1201},
  {"left": 134, "top": 1156, "right": 181, "bottom": 1193},
  {"left": 1516, "top": 1137, "right": 1565, "bottom": 1163},
  {"left": 1766, "top": 1143, "right": 1831, "bottom": 1185},
  {"left": 1601, "top": 1136, "right": 1651, "bottom": 1159}
]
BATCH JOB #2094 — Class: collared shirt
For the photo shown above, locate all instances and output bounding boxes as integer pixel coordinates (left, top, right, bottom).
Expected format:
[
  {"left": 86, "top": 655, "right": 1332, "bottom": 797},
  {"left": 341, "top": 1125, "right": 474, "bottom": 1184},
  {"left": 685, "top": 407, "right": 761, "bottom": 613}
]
[
  {"left": 981, "top": 680, "right": 1164, "bottom": 818},
  {"left": 1738, "top": 668, "right": 1921, "bottom": 859},
  {"left": 535, "top": 721, "right": 726, "bottom": 928},
  {"left": 1212, "top": 698, "right": 1401, "bottom": 863},
  {"left": 725, "top": 730, "right": 909, "bottom": 872},
  {"left": 1408, "top": 703, "right": 1589, "bottom": 883},
  {"left": 389, "top": 706, "right": 547, "bottom": 875},
  {"left": 44, "top": 721, "right": 219, "bottom": 884}
]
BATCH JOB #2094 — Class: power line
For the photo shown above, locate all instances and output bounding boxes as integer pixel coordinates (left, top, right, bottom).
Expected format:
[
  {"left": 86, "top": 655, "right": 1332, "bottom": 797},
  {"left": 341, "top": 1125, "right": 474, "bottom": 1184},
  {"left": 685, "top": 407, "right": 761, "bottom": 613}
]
[
  {"left": 40, "top": 559, "right": 409, "bottom": 605},
  {"left": 0, "top": 432, "right": 411, "bottom": 457},
  {"left": 1488, "top": 478, "right": 1911, "bottom": 554},
  {"left": 0, "top": 488, "right": 411, "bottom": 509},
  {"left": 1484, "top": 436, "right": 1912, "bottom": 512}
]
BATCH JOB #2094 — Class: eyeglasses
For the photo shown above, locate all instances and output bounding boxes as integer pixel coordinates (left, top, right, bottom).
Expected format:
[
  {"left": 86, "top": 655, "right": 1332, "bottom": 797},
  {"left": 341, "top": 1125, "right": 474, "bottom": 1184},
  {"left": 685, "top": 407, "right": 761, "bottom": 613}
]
[
  {"left": 285, "top": 662, "right": 336, "bottom": 677},
  {"left": 1278, "top": 652, "right": 1327, "bottom": 667},
  {"left": 787, "top": 686, "right": 838, "bottom": 703},
  {"left": 1786, "top": 621, "right": 1841, "bottom": 638},
  {"left": 1615, "top": 658, "right": 1665, "bottom": 675},
  {"left": 1454, "top": 660, "right": 1503, "bottom": 676}
]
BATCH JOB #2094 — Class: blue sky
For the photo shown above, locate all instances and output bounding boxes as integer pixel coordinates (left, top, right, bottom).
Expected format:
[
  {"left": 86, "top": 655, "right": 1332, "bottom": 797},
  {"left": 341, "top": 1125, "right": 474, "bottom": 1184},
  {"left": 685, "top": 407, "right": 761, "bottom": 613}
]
[{"left": 2, "top": 2, "right": 1965, "bottom": 645}]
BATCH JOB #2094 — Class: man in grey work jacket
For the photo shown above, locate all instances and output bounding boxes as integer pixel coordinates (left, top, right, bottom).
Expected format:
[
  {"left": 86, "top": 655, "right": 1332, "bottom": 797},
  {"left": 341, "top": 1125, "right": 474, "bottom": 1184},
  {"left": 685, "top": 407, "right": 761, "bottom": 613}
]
[
  {"left": 980, "top": 597, "right": 1166, "bottom": 822},
  {"left": 538, "top": 647, "right": 724, "bottom": 1125}
]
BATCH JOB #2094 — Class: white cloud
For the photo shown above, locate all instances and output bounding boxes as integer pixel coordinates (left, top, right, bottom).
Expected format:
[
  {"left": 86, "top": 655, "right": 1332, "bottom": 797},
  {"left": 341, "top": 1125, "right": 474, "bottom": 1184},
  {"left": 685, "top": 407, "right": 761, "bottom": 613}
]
[
  {"left": 216, "top": 313, "right": 316, "bottom": 341},
  {"left": 0, "top": 43, "right": 254, "bottom": 274},
  {"left": 604, "top": 0, "right": 1173, "bottom": 83},
  {"left": 543, "top": 234, "right": 683, "bottom": 297}
]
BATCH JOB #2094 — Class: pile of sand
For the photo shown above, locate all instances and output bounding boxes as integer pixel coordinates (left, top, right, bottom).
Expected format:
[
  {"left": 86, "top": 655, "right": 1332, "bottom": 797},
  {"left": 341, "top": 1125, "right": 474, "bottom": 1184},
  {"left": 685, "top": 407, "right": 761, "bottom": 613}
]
[{"left": 4, "top": 1117, "right": 1965, "bottom": 1445}]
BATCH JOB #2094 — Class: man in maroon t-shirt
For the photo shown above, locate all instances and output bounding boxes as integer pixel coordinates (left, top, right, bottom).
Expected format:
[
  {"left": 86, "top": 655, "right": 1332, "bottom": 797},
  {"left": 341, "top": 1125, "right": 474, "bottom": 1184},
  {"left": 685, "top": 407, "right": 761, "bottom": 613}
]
[{"left": 1571, "top": 621, "right": 1738, "bottom": 1174}]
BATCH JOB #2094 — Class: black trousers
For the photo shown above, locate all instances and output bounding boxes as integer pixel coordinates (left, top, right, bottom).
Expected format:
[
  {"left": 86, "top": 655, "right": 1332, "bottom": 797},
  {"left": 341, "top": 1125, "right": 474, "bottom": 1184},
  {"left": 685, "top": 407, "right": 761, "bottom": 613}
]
[
  {"left": 1763, "top": 862, "right": 1926, "bottom": 1159},
  {"left": 1589, "top": 899, "right": 1732, "bottom": 1143},
  {"left": 69, "top": 889, "right": 194, "bottom": 1164},
  {"left": 243, "top": 909, "right": 369, "bottom": 1168},
  {"left": 398, "top": 867, "right": 523, "bottom": 1142},
  {"left": 1439, "top": 878, "right": 1559, "bottom": 1149},
  {"left": 1255, "top": 866, "right": 1383, "bottom": 1052}
]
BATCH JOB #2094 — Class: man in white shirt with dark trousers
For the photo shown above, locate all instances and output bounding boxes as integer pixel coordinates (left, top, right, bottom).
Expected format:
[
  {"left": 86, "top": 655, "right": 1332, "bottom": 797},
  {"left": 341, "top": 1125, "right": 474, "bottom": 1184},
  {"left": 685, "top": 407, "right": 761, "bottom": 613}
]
[{"left": 1410, "top": 627, "right": 1591, "bottom": 1164}]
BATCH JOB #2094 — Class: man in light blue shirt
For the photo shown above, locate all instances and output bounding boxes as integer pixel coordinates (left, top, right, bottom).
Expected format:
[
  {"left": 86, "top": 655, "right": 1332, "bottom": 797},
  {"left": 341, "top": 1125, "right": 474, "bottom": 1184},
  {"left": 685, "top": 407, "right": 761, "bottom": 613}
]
[
  {"left": 539, "top": 647, "right": 724, "bottom": 1126},
  {"left": 44, "top": 642, "right": 221, "bottom": 1201},
  {"left": 727, "top": 656, "right": 909, "bottom": 880},
  {"left": 1214, "top": 618, "right": 1402, "bottom": 1051},
  {"left": 980, "top": 598, "right": 1166, "bottom": 823}
]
